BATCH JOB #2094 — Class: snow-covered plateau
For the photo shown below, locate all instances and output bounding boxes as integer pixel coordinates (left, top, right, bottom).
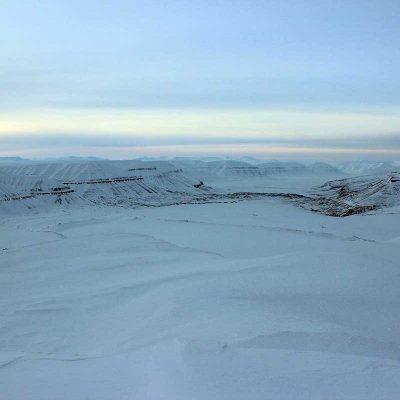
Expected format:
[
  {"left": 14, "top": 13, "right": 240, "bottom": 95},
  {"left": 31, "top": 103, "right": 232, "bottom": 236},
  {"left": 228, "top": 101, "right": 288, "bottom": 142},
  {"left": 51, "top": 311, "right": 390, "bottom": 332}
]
[{"left": 1, "top": 158, "right": 400, "bottom": 399}]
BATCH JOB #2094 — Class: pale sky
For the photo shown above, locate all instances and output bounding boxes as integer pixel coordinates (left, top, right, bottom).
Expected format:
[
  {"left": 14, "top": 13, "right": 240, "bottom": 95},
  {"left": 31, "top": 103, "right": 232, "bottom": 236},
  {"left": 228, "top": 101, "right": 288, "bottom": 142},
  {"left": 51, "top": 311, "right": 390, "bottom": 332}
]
[{"left": 1, "top": 0, "right": 400, "bottom": 158}]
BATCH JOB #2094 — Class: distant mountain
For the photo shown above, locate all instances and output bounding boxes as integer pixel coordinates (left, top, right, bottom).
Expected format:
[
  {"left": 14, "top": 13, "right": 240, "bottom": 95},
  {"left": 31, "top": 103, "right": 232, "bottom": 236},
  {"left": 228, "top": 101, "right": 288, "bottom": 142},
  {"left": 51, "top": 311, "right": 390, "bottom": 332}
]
[
  {"left": 0, "top": 156, "right": 29, "bottom": 163},
  {"left": 0, "top": 160, "right": 213, "bottom": 213},
  {"left": 332, "top": 160, "right": 399, "bottom": 175},
  {"left": 2, "top": 158, "right": 396, "bottom": 217},
  {"left": 173, "top": 159, "right": 343, "bottom": 179}
]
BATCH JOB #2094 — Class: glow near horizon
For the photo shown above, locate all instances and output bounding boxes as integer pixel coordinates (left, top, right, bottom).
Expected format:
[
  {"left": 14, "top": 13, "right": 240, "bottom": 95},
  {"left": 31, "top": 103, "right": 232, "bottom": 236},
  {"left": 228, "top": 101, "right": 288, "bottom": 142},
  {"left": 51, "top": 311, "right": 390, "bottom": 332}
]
[{"left": 2, "top": 108, "right": 400, "bottom": 138}]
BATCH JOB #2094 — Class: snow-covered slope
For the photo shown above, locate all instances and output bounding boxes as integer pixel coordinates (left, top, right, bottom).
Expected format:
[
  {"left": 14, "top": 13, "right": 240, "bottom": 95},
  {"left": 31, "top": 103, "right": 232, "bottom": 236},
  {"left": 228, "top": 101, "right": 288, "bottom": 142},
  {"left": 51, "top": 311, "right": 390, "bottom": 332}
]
[
  {"left": 1, "top": 159, "right": 398, "bottom": 218},
  {"left": 297, "top": 171, "right": 400, "bottom": 216},
  {"left": 173, "top": 159, "right": 342, "bottom": 179},
  {"left": 333, "top": 160, "right": 400, "bottom": 175},
  {"left": 0, "top": 160, "right": 212, "bottom": 211}
]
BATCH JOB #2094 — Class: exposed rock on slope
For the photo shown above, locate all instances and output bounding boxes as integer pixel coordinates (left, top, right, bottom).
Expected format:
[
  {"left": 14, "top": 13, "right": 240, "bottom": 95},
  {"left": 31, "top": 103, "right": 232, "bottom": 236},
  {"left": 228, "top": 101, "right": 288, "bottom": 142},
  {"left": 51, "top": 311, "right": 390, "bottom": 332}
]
[
  {"left": 0, "top": 160, "right": 213, "bottom": 211},
  {"left": 297, "top": 172, "right": 400, "bottom": 216},
  {"left": 1, "top": 159, "right": 398, "bottom": 217}
]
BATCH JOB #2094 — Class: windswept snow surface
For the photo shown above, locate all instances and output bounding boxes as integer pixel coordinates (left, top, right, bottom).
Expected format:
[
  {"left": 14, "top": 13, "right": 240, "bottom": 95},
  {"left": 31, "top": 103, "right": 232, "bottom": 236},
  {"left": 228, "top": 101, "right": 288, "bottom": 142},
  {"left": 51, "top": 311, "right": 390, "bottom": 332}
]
[{"left": 1, "top": 159, "right": 400, "bottom": 399}]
